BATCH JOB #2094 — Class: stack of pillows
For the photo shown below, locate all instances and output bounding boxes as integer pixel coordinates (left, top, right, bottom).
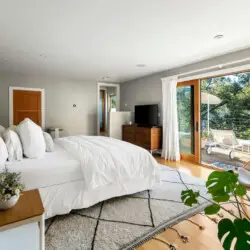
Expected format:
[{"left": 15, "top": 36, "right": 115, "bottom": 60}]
[{"left": 0, "top": 118, "right": 54, "bottom": 167}]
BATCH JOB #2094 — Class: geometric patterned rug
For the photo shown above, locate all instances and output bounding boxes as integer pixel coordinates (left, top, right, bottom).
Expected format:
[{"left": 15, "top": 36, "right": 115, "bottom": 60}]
[
  {"left": 45, "top": 165, "right": 211, "bottom": 250},
  {"left": 211, "top": 161, "right": 241, "bottom": 171}
]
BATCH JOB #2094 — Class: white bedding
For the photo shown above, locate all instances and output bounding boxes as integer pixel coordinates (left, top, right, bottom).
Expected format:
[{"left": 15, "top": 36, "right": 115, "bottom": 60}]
[
  {"left": 5, "top": 144, "right": 82, "bottom": 190},
  {"left": 5, "top": 135, "right": 159, "bottom": 218},
  {"left": 55, "top": 136, "right": 158, "bottom": 191}
]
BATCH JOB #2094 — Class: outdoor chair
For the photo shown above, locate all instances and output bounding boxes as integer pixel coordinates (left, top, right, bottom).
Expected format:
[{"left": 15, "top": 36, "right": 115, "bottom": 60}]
[
  {"left": 238, "top": 161, "right": 250, "bottom": 188},
  {"left": 206, "top": 129, "right": 250, "bottom": 160}
]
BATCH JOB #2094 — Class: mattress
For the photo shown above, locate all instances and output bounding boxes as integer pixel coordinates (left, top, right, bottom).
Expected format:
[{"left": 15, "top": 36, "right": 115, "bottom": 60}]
[{"left": 5, "top": 143, "right": 82, "bottom": 190}]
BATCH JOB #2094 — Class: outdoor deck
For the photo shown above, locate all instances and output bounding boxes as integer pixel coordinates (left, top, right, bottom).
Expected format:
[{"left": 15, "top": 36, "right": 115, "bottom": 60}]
[{"left": 201, "top": 147, "right": 250, "bottom": 169}]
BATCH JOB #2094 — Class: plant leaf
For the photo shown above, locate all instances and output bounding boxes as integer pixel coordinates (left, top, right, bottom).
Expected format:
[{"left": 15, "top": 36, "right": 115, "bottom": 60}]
[
  {"left": 218, "top": 218, "right": 250, "bottom": 250},
  {"left": 206, "top": 171, "right": 238, "bottom": 202},
  {"left": 234, "top": 184, "right": 247, "bottom": 196},
  {"left": 213, "top": 194, "right": 230, "bottom": 203},
  {"left": 204, "top": 204, "right": 220, "bottom": 215},
  {"left": 181, "top": 190, "right": 199, "bottom": 207}
]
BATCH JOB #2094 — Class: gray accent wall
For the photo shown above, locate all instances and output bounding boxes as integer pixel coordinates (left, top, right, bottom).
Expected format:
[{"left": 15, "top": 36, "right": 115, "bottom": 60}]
[
  {"left": 120, "top": 48, "right": 250, "bottom": 125},
  {"left": 0, "top": 72, "right": 97, "bottom": 136}
]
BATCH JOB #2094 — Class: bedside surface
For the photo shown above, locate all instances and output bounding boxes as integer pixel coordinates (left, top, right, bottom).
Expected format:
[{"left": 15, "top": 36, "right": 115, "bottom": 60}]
[{"left": 0, "top": 189, "right": 44, "bottom": 227}]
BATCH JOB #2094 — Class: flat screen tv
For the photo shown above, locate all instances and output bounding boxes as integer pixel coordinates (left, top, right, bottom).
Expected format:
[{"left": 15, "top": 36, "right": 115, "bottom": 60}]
[{"left": 134, "top": 104, "right": 158, "bottom": 126}]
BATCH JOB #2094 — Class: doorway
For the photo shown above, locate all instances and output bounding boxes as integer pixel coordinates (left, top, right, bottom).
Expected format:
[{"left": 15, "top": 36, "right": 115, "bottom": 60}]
[
  {"left": 100, "top": 89, "right": 106, "bottom": 132},
  {"left": 200, "top": 72, "right": 250, "bottom": 169},
  {"left": 97, "top": 83, "right": 120, "bottom": 136},
  {"left": 177, "top": 70, "right": 250, "bottom": 168}
]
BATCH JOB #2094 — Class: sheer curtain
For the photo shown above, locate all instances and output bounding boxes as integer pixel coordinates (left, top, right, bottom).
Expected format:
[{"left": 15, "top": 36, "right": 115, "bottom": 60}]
[{"left": 161, "top": 76, "right": 180, "bottom": 161}]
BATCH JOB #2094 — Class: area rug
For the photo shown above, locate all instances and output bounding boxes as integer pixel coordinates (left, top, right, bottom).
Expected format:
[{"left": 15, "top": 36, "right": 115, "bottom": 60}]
[
  {"left": 45, "top": 165, "right": 210, "bottom": 250},
  {"left": 211, "top": 161, "right": 241, "bottom": 171}
]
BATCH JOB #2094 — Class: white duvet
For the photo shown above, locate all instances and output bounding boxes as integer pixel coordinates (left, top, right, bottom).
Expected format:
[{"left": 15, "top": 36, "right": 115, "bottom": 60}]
[{"left": 55, "top": 136, "right": 159, "bottom": 191}]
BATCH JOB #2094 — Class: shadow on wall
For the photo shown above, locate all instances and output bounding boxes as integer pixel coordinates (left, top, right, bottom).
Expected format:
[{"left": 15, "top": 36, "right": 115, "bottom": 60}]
[{"left": 88, "top": 113, "right": 97, "bottom": 135}]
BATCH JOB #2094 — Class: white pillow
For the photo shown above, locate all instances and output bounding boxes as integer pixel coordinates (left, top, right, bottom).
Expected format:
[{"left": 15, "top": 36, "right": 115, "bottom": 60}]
[
  {"left": 43, "top": 132, "right": 54, "bottom": 152},
  {"left": 2, "top": 129, "right": 23, "bottom": 161},
  {"left": 16, "top": 118, "right": 46, "bottom": 159},
  {"left": 0, "top": 137, "right": 8, "bottom": 167}
]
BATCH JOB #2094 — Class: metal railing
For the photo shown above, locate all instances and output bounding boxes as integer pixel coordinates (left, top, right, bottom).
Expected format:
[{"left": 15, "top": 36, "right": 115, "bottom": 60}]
[{"left": 201, "top": 118, "right": 250, "bottom": 140}]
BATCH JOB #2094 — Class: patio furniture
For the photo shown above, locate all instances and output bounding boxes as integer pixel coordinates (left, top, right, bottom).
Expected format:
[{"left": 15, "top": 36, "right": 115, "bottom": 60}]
[
  {"left": 206, "top": 129, "right": 250, "bottom": 160},
  {"left": 238, "top": 161, "right": 250, "bottom": 188}
]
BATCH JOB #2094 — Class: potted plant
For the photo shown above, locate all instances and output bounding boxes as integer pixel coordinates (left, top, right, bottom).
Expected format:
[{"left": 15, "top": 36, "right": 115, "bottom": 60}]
[
  {"left": 181, "top": 170, "right": 250, "bottom": 250},
  {"left": 201, "top": 129, "right": 213, "bottom": 149},
  {"left": 0, "top": 167, "right": 25, "bottom": 210}
]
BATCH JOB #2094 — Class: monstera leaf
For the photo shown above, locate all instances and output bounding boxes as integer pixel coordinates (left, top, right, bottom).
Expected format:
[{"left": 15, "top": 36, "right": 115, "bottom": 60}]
[
  {"left": 204, "top": 204, "right": 220, "bottom": 215},
  {"left": 181, "top": 190, "right": 200, "bottom": 207},
  {"left": 234, "top": 183, "right": 247, "bottom": 196},
  {"left": 218, "top": 218, "right": 250, "bottom": 250},
  {"left": 206, "top": 171, "right": 238, "bottom": 202}
]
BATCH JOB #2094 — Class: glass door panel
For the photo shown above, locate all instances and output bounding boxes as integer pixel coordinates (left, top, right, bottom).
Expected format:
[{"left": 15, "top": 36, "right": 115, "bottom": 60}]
[
  {"left": 177, "top": 80, "right": 200, "bottom": 163},
  {"left": 177, "top": 86, "right": 194, "bottom": 155},
  {"left": 200, "top": 72, "right": 250, "bottom": 168}
]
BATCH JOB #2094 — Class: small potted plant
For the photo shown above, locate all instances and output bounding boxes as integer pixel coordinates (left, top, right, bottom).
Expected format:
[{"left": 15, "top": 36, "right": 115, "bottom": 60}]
[
  {"left": 0, "top": 167, "right": 25, "bottom": 210},
  {"left": 201, "top": 129, "right": 213, "bottom": 149}
]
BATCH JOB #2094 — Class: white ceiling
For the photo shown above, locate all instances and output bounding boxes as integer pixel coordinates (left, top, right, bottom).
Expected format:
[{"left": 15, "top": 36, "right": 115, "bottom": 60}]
[{"left": 1, "top": 0, "right": 250, "bottom": 83}]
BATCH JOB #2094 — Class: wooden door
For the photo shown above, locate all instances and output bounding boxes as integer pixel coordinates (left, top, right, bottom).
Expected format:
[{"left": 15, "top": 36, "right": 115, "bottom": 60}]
[
  {"left": 177, "top": 80, "right": 200, "bottom": 163},
  {"left": 100, "top": 90, "right": 106, "bottom": 132},
  {"left": 13, "top": 90, "right": 42, "bottom": 126}
]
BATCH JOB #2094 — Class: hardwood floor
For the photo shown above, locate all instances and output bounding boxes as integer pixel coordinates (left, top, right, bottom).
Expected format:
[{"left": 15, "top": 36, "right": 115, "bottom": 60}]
[{"left": 137, "top": 157, "right": 250, "bottom": 250}]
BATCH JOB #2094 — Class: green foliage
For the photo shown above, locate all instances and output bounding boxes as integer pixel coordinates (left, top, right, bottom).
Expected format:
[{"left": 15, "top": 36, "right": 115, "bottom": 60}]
[
  {"left": 200, "top": 73, "right": 250, "bottom": 139},
  {"left": 0, "top": 167, "right": 25, "bottom": 201},
  {"left": 181, "top": 189, "right": 200, "bottom": 206},
  {"left": 181, "top": 170, "right": 249, "bottom": 250},
  {"left": 235, "top": 184, "right": 247, "bottom": 196},
  {"left": 204, "top": 204, "right": 220, "bottom": 215},
  {"left": 206, "top": 171, "right": 238, "bottom": 202},
  {"left": 201, "top": 129, "right": 213, "bottom": 140},
  {"left": 218, "top": 218, "right": 250, "bottom": 250}
]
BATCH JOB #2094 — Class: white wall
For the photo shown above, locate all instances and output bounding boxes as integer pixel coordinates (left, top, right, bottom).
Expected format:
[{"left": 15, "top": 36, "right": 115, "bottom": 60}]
[
  {"left": 0, "top": 72, "right": 97, "bottom": 136},
  {"left": 109, "top": 112, "right": 132, "bottom": 139}
]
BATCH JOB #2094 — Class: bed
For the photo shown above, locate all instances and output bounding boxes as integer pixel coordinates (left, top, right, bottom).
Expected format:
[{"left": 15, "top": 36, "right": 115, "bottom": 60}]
[{"left": 6, "top": 136, "right": 159, "bottom": 218}]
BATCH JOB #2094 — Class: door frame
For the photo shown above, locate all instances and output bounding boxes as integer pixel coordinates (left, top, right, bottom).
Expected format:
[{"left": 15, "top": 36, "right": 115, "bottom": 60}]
[
  {"left": 177, "top": 79, "right": 200, "bottom": 163},
  {"left": 96, "top": 83, "right": 120, "bottom": 135},
  {"left": 9, "top": 87, "right": 45, "bottom": 129}
]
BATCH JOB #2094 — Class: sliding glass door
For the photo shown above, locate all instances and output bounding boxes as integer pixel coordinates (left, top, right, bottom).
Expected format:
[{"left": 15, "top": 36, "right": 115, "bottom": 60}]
[
  {"left": 177, "top": 71, "right": 250, "bottom": 168},
  {"left": 200, "top": 72, "right": 250, "bottom": 169},
  {"left": 177, "top": 80, "right": 200, "bottom": 162}
]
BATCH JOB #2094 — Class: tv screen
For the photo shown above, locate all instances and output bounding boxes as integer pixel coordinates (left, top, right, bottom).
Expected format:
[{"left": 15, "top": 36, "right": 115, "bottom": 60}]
[{"left": 134, "top": 104, "right": 158, "bottom": 126}]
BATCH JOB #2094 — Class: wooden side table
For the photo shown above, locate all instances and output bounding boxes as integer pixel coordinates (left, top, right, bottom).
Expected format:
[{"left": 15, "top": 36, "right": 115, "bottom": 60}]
[{"left": 0, "top": 189, "right": 45, "bottom": 250}]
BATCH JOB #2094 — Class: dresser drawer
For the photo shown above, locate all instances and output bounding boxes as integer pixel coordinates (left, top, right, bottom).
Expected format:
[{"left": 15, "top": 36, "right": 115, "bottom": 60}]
[
  {"left": 122, "top": 125, "right": 161, "bottom": 151},
  {"left": 123, "top": 126, "right": 134, "bottom": 135},
  {"left": 135, "top": 133, "right": 150, "bottom": 144},
  {"left": 135, "top": 127, "right": 150, "bottom": 136},
  {"left": 123, "top": 134, "right": 135, "bottom": 143}
]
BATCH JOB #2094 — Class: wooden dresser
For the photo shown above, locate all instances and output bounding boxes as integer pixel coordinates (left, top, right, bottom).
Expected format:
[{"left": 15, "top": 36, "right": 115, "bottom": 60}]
[{"left": 122, "top": 124, "right": 162, "bottom": 152}]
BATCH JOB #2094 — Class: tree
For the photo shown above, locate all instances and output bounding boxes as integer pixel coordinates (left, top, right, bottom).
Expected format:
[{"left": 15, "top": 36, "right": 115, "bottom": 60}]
[{"left": 200, "top": 72, "right": 250, "bottom": 139}]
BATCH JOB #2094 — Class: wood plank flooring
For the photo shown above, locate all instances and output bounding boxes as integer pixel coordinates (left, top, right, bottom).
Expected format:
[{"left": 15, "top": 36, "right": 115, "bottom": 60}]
[{"left": 137, "top": 157, "right": 250, "bottom": 250}]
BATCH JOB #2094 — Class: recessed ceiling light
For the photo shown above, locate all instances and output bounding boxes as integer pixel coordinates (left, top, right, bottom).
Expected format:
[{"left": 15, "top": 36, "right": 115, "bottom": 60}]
[
  {"left": 214, "top": 34, "right": 224, "bottom": 40},
  {"left": 136, "top": 64, "right": 146, "bottom": 68}
]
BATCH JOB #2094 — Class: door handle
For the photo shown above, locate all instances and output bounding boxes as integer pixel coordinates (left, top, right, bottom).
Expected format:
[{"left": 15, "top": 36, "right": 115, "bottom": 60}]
[{"left": 196, "top": 122, "right": 199, "bottom": 132}]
